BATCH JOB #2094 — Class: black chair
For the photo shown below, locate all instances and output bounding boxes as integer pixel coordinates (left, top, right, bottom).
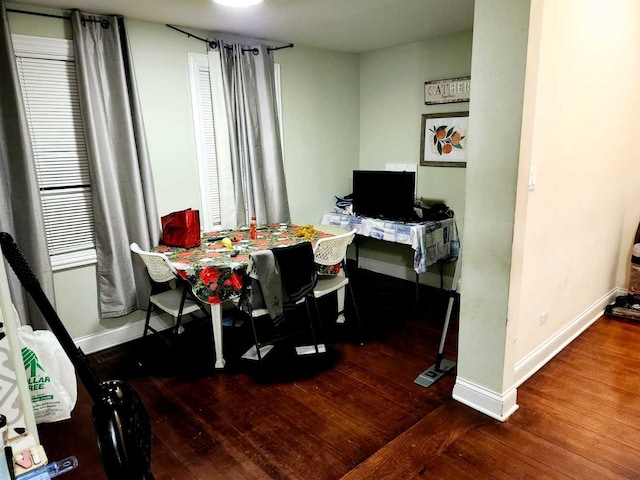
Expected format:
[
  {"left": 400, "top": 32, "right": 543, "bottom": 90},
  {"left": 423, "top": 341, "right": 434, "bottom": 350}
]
[{"left": 237, "top": 242, "right": 324, "bottom": 362}]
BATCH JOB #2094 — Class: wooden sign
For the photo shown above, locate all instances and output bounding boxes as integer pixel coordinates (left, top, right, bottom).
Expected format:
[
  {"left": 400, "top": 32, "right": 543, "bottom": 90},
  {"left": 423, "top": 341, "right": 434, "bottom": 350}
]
[{"left": 424, "top": 76, "right": 470, "bottom": 105}]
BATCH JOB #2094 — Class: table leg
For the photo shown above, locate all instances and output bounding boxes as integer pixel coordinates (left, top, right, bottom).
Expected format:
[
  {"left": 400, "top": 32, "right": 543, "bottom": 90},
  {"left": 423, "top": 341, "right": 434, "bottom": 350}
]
[{"left": 210, "top": 303, "right": 225, "bottom": 369}]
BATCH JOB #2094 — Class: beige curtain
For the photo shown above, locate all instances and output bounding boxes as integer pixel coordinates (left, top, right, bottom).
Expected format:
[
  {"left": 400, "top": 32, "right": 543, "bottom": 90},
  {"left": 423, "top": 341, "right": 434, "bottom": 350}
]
[
  {"left": 72, "top": 11, "right": 160, "bottom": 317},
  {"left": 211, "top": 40, "right": 290, "bottom": 227},
  {"left": 0, "top": 0, "right": 54, "bottom": 328}
]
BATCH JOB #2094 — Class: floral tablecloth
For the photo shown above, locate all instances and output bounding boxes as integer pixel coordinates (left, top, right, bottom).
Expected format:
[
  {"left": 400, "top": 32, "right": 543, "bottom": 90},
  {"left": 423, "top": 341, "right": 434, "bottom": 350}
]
[
  {"left": 320, "top": 213, "right": 459, "bottom": 274},
  {"left": 154, "top": 223, "right": 331, "bottom": 304}
]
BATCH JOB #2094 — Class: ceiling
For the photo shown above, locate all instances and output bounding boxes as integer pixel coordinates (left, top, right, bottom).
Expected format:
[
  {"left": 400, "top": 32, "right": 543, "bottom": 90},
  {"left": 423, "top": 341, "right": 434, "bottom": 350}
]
[{"left": 6, "top": 0, "right": 475, "bottom": 53}]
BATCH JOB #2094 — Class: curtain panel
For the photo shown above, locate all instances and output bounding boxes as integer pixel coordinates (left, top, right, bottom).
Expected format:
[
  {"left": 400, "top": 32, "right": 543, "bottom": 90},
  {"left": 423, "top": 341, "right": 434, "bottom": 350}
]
[
  {"left": 71, "top": 11, "right": 160, "bottom": 318},
  {"left": 0, "top": 0, "right": 54, "bottom": 329},
  {"left": 210, "top": 40, "right": 290, "bottom": 227}
]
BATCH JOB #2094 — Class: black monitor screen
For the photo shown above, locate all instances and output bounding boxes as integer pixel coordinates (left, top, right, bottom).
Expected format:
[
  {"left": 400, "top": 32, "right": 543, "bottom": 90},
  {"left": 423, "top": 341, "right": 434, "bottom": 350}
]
[{"left": 352, "top": 170, "right": 415, "bottom": 221}]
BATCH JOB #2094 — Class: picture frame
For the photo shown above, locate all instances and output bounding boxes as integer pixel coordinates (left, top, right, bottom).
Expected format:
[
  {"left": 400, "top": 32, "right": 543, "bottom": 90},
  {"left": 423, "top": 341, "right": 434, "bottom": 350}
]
[
  {"left": 424, "top": 76, "right": 470, "bottom": 105},
  {"left": 420, "top": 112, "right": 469, "bottom": 167}
]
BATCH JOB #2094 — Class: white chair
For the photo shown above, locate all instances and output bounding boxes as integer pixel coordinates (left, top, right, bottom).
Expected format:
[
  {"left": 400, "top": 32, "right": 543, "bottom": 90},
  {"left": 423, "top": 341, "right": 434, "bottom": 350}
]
[
  {"left": 130, "top": 243, "right": 206, "bottom": 340},
  {"left": 312, "top": 229, "right": 363, "bottom": 341}
]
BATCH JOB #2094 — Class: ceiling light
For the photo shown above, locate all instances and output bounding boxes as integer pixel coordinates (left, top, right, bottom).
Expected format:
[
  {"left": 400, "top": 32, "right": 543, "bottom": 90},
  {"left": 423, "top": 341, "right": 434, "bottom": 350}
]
[{"left": 214, "top": 0, "right": 263, "bottom": 7}]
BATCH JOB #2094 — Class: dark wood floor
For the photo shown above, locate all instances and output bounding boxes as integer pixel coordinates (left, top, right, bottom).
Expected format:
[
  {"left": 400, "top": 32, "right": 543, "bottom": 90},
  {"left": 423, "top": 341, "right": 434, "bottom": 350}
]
[{"left": 38, "top": 271, "right": 640, "bottom": 479}]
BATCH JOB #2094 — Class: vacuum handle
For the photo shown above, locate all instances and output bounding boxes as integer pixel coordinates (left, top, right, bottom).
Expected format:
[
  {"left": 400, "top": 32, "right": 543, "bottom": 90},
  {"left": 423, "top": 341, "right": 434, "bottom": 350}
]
[{"left": 0, "top": 232, "right": 104, "bottom": 401}]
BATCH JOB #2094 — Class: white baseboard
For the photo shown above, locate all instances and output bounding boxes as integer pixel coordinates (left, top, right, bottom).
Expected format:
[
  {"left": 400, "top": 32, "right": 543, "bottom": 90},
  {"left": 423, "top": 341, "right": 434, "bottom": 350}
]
[
  {"left": 513, "top": 287, "right": 619, "bottom": 388},
  {"left": 452, "top": 378, "right": 519, "bottom": 422},
  {"left": 74, "top": 301, "right": 239, "bottom": 355},
  {"left": 74, "top": 312, "right": 174, "bottom": 354},
  {"left": 358, "top": 257, "right": 450, "bottom": 288},
  {"left": 453, "top": 287, "right": 619, "bottom": 421}
]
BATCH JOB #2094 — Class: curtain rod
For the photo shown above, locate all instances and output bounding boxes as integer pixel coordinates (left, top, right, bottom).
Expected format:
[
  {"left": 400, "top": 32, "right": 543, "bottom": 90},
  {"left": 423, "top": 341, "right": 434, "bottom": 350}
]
[
  {"left": 7, "top": 8, "right": 113, "bottom": 27},
  {"left": 6, "top": 8, "right": 70, "bottom": 20},
  {"left": 166, "top": 24, "right": 294, "bottom": 53},
  {"left": 6, "top": 11, "right": 294, "bottom": 52}
]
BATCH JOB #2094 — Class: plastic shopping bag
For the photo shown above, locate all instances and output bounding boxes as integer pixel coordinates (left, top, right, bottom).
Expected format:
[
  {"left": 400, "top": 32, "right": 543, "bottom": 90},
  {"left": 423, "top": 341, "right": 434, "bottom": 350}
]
[{"left": 17, "top": 326, "right": 77, "bottom": 423}]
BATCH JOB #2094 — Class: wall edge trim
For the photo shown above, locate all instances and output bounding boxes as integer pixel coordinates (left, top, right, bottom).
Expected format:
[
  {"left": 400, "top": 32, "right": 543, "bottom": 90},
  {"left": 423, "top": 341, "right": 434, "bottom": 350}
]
[
  {"left": 73, "top": 313, "right": 174, "bottom": 354},
  {"left": 452, "top": 378, "right": 518, "bottom": 422},
  {"left": 513, "top": 288, "right": 618, "bottom": 388}
]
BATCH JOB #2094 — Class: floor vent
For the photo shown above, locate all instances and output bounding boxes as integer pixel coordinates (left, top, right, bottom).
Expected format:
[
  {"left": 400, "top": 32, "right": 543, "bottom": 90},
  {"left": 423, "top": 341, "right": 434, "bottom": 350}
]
[{"left": 91, "top": 345, "right": 129, "bottom": 364}]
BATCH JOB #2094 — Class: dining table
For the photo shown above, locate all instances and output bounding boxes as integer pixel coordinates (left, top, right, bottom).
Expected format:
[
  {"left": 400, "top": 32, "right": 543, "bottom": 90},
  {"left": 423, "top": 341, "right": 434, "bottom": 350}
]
[{"left": 154, "top": 223, "right": 342, "bottom": 369}]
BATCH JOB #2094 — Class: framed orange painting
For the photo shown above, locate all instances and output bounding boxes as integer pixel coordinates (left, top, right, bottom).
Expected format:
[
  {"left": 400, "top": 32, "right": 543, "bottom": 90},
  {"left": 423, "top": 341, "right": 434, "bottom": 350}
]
[{"left": 420, "top": 112, "right": 468, "bottom": 168}]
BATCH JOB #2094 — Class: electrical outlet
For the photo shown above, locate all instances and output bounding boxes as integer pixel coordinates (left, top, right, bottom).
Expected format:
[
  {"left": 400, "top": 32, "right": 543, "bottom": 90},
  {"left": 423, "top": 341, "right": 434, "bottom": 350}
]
[
  {"left": 529, "top": 166, "right": 537, "bottom": 190},
  {"left": 539, "top": 309, "right": 549, "bottom": 326}
]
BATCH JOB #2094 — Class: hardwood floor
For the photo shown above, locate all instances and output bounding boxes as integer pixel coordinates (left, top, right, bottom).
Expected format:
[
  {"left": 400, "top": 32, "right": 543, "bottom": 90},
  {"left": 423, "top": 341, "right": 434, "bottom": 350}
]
[
  {"left": 37, "top": 271, "right": 640, "bottom": 479},
  {"left": 342, "top": 315, "right": 640, "bottom": 480}
]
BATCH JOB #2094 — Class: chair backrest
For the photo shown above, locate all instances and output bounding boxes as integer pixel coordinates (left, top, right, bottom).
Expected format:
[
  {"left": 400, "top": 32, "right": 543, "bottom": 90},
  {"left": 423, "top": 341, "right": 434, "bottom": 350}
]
[
  {"left": 313, "top": 229, "right": 357, "bottom": 266},
  {"left": 271, "top": 242, "right": 318, "bottom": 305},
  {"left": 130, "top": 243, "right": 176, "bottom": 283}
]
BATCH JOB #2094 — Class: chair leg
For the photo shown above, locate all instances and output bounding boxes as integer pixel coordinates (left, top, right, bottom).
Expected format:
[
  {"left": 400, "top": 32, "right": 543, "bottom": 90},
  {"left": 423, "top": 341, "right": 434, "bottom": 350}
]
[
  {"left": 336, "top": 284, "right": 347, "bottom": 324},
  {"left": 143, "top": 300, "right": 153, "bottom": 338},
  {"left": 174, "top": 285, "right": 189, "bottom": 335},
  {"left": 342, "top": 261, "right": 364, "bottom": 345},
  {"left": 346, "top": 280, "right": 364, "bottom": 345},
  {"left": 304, "top": 298, "right": 321, "bottom": 354},
  {"left": 248, "top": 314, "right": 263, "bottom": 362}
]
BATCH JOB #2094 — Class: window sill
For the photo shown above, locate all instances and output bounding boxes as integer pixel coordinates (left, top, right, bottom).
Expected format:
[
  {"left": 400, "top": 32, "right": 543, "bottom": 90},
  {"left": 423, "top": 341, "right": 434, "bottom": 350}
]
[{"left": 51, "top": 249, "right": 97, "bottom": 272}]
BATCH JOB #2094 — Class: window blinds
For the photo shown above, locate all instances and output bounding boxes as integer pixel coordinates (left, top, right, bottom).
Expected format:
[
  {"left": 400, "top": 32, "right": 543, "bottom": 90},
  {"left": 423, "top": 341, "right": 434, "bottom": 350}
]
[
  {"left": 15, "top": 50, "right": 95, "bottom": 262},
  {"left": 189, "top": 55, "right": 222, "bottom": 231}
]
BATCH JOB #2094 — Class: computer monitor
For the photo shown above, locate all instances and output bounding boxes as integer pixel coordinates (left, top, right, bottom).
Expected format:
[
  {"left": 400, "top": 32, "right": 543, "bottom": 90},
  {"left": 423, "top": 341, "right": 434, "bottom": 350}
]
[{"left": 352, "top": 170, "right": 416, "bottom": 221}]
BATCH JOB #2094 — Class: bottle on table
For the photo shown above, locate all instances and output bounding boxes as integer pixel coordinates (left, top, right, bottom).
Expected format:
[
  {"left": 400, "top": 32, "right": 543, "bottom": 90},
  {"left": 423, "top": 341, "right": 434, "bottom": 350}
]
[{"left": 250, "top": 216, "right": 257, "bottom": 240}]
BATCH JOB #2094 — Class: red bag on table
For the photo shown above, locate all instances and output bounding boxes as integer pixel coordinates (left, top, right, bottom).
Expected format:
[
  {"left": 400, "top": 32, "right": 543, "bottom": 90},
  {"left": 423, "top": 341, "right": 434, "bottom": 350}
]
[{"left": 161, "top": 209, "right": 201, "bottom": 248}]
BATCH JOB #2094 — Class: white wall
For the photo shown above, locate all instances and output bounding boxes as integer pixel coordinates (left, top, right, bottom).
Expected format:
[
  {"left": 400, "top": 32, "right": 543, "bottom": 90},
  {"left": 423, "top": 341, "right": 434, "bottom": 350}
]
[
  {"left": 453, "top": 0, "right": 531, "bottom": 420},
  {"left": 358, "top": 31, "right": 472, "bottom": 287},
  {"left": 512, "top": 0, "right": 640, "bottom": 369},
  {"left": 7, "top": 4, "right": 68, "bottom": 38},
  {"left": 275, "top": 45, "right": 360, "bottom": 225},
  {"left": 126, "top": 20, "right": 205, "bottom": 218}
]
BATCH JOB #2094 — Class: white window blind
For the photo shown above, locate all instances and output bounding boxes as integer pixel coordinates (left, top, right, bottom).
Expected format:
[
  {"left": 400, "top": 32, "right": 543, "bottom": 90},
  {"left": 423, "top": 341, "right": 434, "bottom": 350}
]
[
  {"left": 188, "top": 54, "right": 222, "bottom": 231},
  {"left": 13, "top": 35, "right": 96, "bottom": 270}
]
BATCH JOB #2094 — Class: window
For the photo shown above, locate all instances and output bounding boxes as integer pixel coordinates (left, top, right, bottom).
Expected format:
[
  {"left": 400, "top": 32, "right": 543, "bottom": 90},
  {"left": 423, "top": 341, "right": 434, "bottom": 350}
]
[
  {"left": 12, "top": 35, "right": 96, "bottom": 270},
  {"left": 188, "top": 53, "right": 222, "bottom": 232},
  {"left": 188, "top": 52, "right": 283, "bottom": 231}
]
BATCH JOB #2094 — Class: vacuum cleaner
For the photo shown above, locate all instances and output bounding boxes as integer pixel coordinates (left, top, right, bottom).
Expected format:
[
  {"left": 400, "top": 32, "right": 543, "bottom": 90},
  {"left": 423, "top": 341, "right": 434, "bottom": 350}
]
[
  {"left": 414, "top": 247, "right": 461, "bottom": 388},
  {"left": 0, "top": 233, "right": 154, "bottom": 480},
  {"left": 606, "top": 222, "right": 640, "bottom": 321}
]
